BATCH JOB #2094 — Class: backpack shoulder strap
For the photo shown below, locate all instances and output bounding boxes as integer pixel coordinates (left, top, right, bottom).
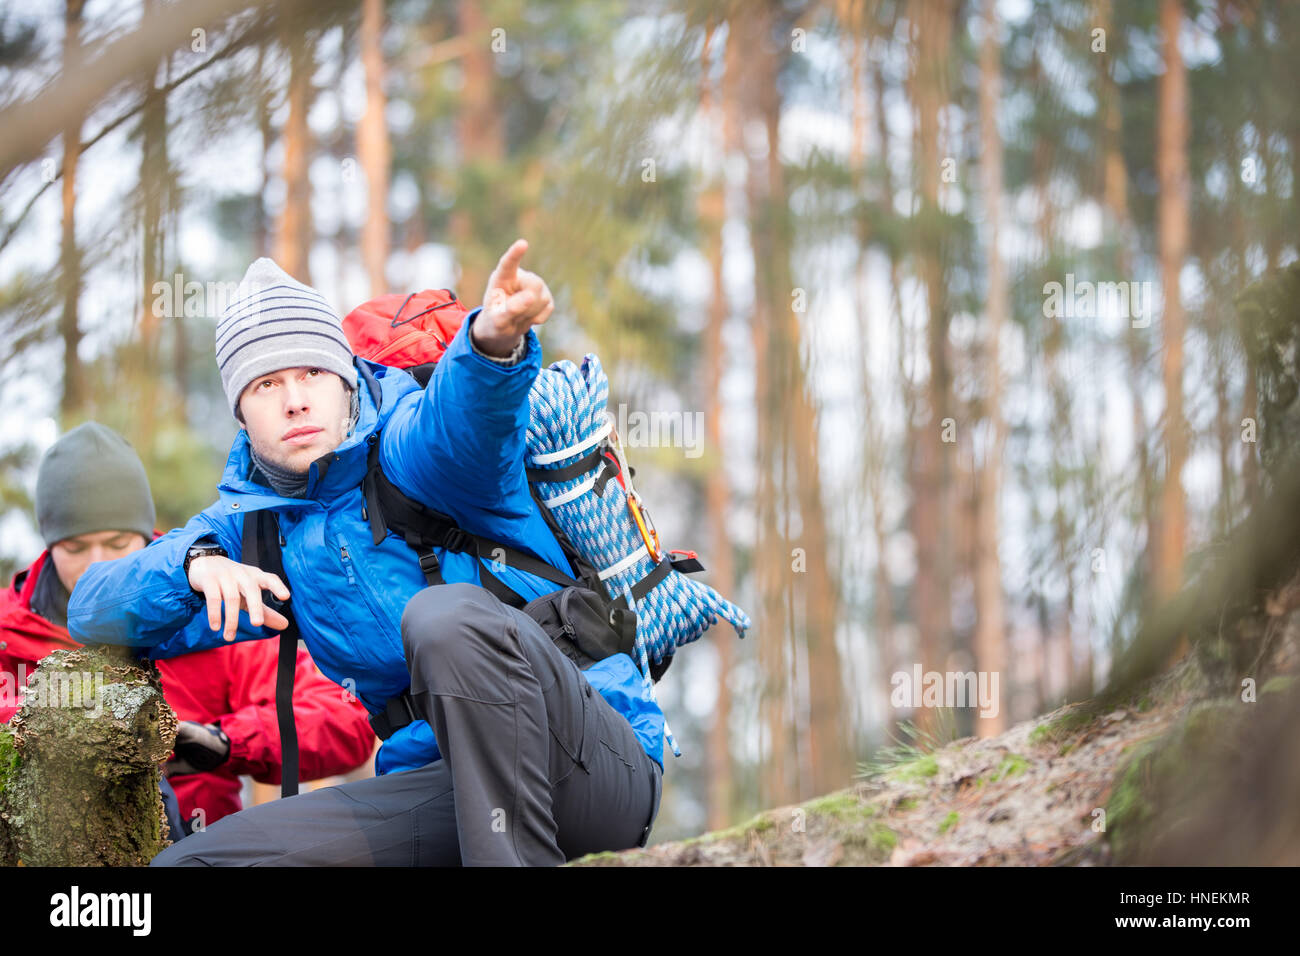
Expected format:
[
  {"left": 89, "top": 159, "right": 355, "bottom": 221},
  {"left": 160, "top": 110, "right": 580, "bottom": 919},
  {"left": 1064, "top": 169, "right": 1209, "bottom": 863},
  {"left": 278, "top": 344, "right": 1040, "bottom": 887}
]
[
  {"left": 241, "top": 508, "right": 300, "bottom": 799},
  {"left": 360, "top": 433, "right": 583, "bottom": 608}
]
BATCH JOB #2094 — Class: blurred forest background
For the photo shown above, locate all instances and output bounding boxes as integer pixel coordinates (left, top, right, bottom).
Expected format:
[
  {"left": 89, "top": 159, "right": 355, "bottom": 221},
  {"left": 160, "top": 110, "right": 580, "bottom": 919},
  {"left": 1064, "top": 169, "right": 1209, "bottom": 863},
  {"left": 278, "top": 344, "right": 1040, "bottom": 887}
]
[{"left": 0, "top": 0, "right": 1296, "bottom": 843}]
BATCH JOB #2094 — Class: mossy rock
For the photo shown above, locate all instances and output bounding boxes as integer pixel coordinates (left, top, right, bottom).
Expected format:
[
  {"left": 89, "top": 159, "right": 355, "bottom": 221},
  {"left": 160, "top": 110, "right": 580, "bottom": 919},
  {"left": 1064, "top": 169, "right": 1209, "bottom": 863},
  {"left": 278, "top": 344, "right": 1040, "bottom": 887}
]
[{"left": 1105, "top": 698, "right": 1249, "bottom": 863}]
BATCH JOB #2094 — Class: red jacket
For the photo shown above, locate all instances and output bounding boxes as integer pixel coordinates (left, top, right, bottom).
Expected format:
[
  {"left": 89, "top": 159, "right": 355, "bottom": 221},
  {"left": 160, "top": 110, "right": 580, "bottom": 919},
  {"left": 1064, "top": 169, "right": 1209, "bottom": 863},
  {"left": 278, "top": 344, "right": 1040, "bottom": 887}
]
[{"left": 0, "top": 550, "right": 377, "bottom": 827}]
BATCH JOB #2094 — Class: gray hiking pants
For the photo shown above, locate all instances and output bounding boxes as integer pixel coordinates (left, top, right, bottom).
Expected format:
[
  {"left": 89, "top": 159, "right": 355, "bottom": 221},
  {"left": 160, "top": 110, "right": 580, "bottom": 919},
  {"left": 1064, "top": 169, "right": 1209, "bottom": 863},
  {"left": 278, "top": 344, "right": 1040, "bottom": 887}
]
[{"left": 150, "top": 583, "right": 663, "bottom": 866}]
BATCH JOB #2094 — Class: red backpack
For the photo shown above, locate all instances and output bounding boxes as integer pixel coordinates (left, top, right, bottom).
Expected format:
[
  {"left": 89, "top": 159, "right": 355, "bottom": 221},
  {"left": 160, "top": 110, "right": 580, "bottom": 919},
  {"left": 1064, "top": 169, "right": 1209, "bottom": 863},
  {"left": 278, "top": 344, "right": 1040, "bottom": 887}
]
[
  {"left": 343, "top": 289, "right": 470, "bottom": 386},
  {"left": 340, "top": 286, "right": 644, "bottom": 658}
]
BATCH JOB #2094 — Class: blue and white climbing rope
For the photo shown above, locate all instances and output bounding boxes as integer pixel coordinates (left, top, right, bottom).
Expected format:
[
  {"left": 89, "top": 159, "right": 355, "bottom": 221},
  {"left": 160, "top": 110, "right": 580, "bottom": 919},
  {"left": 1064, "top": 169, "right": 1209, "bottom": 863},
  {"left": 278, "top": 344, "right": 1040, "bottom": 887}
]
[{"left": 526, "top": 354, "right": 752, "bottom": 757}]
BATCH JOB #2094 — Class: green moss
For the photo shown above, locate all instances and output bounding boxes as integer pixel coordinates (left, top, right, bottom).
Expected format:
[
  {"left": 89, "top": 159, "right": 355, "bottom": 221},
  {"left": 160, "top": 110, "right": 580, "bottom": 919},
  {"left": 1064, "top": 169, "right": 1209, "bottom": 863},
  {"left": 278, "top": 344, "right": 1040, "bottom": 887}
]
[
  {"left": 886, "top": 753, "right": 939, "bottom": 783},
  {"left": 0, "top": 729, "right": 18, "bottom": 796},
  {"left": 894, "top": 796, "right": 919, "bottom": 811},
  {"left": 938, "top": 811, "right": 959, "bottom": 834},
  {"left": 1105, "top": 700, "right": 1247, "bottom": 863},
  {"left": 568, "top": 850, "right": 625, "bottom": 865},
  {"left": 843, "top": 823, "right": 897, "bottom": 861},
  {"left": 803, "top": 791, "right": 870, "bottom": 820},
  {"left": 1030, "top": 707, "right": 1098, "bottom": 749},
  {"left": 1105, "top": 739, "right": 1160, "bottom": 861},
  {"left": 681, "top": 810, "right": 777, "bottom": 847},
  {"left": 1261, "top": 675, "right": 1295, "bottom": 696},
  {"left": 991, "top": 753, "right": 1029, "bottom": 781}
]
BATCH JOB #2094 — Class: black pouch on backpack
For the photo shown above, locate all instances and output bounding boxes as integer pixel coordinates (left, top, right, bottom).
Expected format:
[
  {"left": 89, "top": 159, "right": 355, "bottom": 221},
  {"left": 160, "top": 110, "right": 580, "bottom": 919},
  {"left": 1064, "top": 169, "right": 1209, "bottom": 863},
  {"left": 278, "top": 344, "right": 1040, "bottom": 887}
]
[{"left": 521, "top": 586, "right": 637, "bottom": 670}]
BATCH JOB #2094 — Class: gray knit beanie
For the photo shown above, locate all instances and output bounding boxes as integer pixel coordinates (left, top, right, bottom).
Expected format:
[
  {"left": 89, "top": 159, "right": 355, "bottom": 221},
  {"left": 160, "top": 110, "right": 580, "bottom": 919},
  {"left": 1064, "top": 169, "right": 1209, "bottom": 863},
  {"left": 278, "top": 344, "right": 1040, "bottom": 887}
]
[
  {"left": 35, "top": 423, "right": 156, "bottom": 547},
  {"left": 216, "top": 258, "right": 359, "bottom": 417}
]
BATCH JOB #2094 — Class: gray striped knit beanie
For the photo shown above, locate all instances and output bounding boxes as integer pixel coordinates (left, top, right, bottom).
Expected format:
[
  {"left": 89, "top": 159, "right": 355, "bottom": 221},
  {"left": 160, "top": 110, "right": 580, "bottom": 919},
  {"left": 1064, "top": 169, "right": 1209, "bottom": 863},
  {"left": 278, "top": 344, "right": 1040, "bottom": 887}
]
[{"left": 217, "top": 258, "right": 359, "bottom": 418}]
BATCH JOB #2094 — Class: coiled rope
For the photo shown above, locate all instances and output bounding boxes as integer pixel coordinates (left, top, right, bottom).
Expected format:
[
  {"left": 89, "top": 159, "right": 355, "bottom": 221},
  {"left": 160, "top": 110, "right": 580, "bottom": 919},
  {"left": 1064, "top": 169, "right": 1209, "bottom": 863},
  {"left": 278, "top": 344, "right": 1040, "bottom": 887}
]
[{"left": 526, "top": 354, "right": 752, "bottom": 757}]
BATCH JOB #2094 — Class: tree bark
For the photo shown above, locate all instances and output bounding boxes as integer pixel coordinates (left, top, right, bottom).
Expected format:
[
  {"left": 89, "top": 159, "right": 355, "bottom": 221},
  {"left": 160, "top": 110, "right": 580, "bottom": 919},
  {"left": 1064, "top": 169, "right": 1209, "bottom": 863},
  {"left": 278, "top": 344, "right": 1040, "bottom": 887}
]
[
  {"left": 59, "top": 0, "right": 86, "bottom": 424},
  {"left": 358, "top": 0, "right": 390, "bottom": 296},
  {"left": 908, "top": 0, "right": 956, "bottom": 736},
  {"left": 274, "top": 20, "right": 315, "bottom": 282},
  {"left": 1155, "top": 0, "right": 1189, "bottom": 604},
  {"left": 134, "top": 0, "right": 171, "bottom": 451},
  {"left": 0, "top": 646, "right": 178, "bottom": 866},
  {"left": 701, "top": 20, "right": 738, "bottom": 833},
  {"left": 729, "top": 6, "right": 794, "bottom": 808},
  {"left": 451, "top": 0, "right": 504, "bottom": 302},
  {"left": 974, "top": 0, "right": 1008, "bottom": 736}
]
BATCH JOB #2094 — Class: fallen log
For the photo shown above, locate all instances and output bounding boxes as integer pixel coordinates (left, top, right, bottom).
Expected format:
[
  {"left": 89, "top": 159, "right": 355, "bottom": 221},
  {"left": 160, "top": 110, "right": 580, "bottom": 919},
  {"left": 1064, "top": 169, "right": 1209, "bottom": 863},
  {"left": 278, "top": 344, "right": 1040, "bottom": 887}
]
[{"left": 0, "top": 645, "right": 177, "bottom": 866}]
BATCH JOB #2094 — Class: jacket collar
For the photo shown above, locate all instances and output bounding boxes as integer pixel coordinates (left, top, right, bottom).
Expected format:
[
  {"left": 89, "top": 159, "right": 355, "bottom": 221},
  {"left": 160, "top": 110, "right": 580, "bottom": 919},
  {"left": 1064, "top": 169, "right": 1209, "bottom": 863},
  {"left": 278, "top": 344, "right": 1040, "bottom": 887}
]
[
  {"left": 216, "top": 358, "right": 417, "bottom": 514},
  {"left": 15, "top": 550, "right": 49, "bottom": 612},
  {"left": 1, "top": 551, "right": 79, "bottom": 647}
]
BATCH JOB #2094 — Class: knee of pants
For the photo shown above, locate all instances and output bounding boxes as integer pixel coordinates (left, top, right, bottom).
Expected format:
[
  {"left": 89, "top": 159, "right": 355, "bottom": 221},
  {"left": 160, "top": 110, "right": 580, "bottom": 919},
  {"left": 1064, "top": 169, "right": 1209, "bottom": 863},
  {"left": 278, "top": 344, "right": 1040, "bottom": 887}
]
[
  {"left": 401, "top": 582, "right": 507, "bottom": 669},
  {"left": 150, "top": 841, "right": 203, "bottom": 867}
]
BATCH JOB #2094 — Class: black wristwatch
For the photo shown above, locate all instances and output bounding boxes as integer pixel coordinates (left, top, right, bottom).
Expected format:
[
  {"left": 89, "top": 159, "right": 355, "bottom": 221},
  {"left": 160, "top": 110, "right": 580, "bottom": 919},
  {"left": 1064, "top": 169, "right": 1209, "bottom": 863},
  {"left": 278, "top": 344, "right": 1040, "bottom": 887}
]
[{"left": 184, "top": 542, "right": 228, "bottom": 577}]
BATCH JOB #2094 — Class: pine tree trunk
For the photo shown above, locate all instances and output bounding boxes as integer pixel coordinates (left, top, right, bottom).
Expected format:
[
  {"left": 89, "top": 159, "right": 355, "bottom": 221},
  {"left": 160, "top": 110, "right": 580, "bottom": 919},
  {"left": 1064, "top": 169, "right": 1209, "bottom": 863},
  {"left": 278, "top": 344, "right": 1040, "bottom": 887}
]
[
  {"left": 358, "top": 0, "right": 390, "bottom": 297},
  {"left": 729, "top": 6, "right": 793, "bottom": 809},
  {"left": 59, "top": 0, "right": 86, "bottom": 424},
  {"left": 1155, "top": 0, "right": 1189, "bottom": 603},
  {"left": 134, "top": 0, "right": 169, "bottom": 452},
  {"left": 1096, "top": 0, "right": 1156, "bottom": 622},
  {"left": 701, "top": 20, "right": 737, "bottom": 833},
  {"left": 255, "top": 34, "right": 272, "bottom": 259},
  {"left": 870, "top": 24, "right": 904, "bottom": 745},
  {"left": 974, "top": 0, "right": 1008, "bottom": 736},
  {"left": 908, "top": 0, "right": 956, "bottom": 735},
  {"left": 274, "top": 21, "right": 315, "bottom": 282},
  {"left": 452, "top": 0, "right": 504, "bottom": 302}
]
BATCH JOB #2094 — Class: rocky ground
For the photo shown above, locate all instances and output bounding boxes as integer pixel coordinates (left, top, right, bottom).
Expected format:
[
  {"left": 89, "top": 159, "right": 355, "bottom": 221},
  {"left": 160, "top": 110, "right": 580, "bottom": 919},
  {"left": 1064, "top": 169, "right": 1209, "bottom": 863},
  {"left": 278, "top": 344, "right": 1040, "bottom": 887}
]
[{"left": 570, "top": 646, "right": 1297, "bottom": 867}]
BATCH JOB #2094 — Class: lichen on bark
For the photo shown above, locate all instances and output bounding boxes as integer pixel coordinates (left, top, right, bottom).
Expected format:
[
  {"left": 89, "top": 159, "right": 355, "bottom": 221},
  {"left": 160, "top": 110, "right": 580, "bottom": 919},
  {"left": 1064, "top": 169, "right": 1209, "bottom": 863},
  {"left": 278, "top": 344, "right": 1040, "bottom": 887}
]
[{"left": 0, "top": 645, "right": 178, "bottom": 866}]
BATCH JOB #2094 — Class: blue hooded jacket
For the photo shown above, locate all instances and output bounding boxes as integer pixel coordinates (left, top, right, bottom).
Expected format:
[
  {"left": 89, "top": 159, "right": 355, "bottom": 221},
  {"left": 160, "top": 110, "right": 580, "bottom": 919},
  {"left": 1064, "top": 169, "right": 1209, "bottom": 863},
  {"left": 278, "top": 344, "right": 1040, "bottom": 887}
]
[{"left": 67, "top": 309, "right": 666, "bottom": 774}]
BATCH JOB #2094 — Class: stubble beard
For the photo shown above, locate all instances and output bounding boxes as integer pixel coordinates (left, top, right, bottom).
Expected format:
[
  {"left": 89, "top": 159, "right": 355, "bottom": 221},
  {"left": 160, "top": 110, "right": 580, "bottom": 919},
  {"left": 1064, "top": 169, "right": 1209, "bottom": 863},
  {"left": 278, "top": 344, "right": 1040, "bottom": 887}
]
[{"left": 249, "top": 416, "right": 350, "bottom": 475}]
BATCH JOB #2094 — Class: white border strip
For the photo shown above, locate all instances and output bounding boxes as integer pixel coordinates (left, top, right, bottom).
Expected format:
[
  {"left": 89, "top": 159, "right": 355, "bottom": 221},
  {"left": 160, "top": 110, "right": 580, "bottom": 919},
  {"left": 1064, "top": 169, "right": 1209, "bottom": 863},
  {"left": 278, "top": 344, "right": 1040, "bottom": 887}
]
[
  {"left": 598, "top": 545, "right": 649, "bottom": 581},
  {"left": 540, "top": 474, "right": 597, "bottom": 508},
  {"left": 529, "top": 417, "right": 613, "bottom": 466}
]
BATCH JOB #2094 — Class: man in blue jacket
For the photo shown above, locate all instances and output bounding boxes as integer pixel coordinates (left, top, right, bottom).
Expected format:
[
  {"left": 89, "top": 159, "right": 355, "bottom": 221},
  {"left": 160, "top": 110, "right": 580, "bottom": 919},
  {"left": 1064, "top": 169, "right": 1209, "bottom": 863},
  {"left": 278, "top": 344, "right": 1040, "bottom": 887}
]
[{"left": 68, "top": 240, "right": 664, "bottom": 865}]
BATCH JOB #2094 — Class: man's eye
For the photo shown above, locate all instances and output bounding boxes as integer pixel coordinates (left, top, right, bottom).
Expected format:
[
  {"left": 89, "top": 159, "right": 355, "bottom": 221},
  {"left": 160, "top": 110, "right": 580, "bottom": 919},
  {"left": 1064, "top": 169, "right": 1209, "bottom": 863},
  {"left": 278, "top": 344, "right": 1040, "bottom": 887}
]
[{"left": 307, "top": 368, "right": 321, "bottom": 376}]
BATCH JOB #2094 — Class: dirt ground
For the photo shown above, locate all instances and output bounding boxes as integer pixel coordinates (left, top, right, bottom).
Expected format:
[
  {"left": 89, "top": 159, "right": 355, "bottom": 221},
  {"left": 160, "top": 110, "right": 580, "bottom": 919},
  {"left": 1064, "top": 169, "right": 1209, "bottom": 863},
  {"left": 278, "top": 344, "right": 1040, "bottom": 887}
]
[{"left": 568, "top": 673, "right": 1194, "bottom": 867}]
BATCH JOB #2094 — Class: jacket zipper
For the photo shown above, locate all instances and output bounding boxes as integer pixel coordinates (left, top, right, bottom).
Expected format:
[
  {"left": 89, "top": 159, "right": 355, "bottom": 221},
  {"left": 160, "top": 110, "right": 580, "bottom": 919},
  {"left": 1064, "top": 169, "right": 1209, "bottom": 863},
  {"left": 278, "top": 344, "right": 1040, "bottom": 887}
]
[
  {"left": 338, "top": 533, "right": 357, "bottom": 585},
  {"left": 335, "top": 531, "right": 400, "bottom": 644}
]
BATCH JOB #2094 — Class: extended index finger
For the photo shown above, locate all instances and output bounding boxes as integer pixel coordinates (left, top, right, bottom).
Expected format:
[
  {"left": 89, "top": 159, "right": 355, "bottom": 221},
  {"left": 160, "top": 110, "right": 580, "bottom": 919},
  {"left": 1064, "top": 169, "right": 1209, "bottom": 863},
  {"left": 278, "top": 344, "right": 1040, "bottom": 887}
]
[{"left": 493, "top": 238, "right": 528, "bottom": 283}]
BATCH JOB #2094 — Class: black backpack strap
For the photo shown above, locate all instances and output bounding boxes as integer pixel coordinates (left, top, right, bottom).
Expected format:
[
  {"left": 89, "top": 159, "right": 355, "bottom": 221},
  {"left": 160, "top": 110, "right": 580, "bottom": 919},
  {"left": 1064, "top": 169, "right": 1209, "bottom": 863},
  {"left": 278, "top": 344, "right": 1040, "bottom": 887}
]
[
  {"left": 526, "top": 483, "right": 611, "bottom": 600},
  {"left": 362, "top": 434, "right": 584, "bottom": 608},
  {"left": 610, "top": 555, "right": 675, "bottom": 609},
  {"left": 368, "top": 691, "right": 418, "bottom": 741},
  {"left": 525, "top": 447, "right": 620, "bottom": 496},
  {"left": 242, "top": 508, "right": 300, "bottom": 799}
]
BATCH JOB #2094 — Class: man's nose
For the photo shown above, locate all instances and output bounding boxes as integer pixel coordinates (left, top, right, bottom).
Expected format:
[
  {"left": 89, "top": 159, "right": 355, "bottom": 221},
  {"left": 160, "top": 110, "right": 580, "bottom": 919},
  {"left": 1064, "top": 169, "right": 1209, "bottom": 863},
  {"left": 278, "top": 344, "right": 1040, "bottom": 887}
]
[{"left": 283, "top": 380, "right": 310, "bottom": 414}]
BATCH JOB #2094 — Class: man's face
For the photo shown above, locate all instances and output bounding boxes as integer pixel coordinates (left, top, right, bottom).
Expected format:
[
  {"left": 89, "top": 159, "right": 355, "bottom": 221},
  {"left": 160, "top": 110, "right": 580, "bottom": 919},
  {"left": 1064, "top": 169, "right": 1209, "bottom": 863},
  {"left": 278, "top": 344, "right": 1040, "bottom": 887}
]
[
  {"left": 50, "top": 530, "right": 148, "bottom": 593},
  {"left": 237, "top": 366, "right": 353, "bottom": 475}
]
